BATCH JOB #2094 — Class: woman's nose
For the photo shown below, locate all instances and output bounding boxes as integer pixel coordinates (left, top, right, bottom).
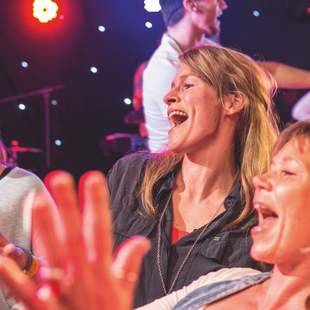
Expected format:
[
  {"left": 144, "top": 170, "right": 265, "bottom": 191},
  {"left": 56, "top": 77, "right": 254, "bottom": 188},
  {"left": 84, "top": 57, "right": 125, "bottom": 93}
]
[
  {"left": 253, "top": 173, "right": 272, "bottom": 191},
  {"left": 164, "top": 90, "right": 178, "bottom": 106}
]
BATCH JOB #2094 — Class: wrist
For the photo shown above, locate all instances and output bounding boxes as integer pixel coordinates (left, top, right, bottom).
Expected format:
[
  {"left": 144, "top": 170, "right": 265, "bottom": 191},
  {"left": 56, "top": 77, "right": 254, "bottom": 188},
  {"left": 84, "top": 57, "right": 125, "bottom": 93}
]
[{"left": 16, "top": 246, "right": 40, "bottom": 278}]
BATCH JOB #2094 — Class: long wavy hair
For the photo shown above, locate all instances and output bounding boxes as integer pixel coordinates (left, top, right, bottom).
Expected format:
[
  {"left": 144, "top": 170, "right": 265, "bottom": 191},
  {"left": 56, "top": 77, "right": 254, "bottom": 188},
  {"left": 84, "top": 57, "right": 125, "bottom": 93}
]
[{"left": 140, "top": 46, "right": 279, "bottom": 228}]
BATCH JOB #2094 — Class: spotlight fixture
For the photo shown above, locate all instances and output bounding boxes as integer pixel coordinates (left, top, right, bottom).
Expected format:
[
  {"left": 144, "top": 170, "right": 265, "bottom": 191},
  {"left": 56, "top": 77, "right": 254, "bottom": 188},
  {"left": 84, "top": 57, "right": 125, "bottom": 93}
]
[{"left": 33, "top": 0, "right": 59, "bottom": 23}]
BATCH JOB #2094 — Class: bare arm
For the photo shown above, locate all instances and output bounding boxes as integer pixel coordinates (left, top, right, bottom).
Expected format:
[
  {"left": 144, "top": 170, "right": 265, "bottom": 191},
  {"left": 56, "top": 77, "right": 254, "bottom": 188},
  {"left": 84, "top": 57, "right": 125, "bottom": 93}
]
[{"left": 256, "top": 61, "right": 310, "bottom": 89}]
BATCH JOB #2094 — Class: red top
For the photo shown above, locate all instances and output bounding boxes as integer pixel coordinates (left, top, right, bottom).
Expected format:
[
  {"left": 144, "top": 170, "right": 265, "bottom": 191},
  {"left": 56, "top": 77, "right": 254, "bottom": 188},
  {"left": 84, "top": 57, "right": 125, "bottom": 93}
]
[{"left": 171, "top": 226, "right": 188, "bottom": 244}]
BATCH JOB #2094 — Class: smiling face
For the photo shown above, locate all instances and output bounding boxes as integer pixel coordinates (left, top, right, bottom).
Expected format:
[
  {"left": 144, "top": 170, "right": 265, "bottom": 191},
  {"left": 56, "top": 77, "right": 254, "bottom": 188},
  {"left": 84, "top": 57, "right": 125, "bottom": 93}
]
[
  {"left": 190, "top": 0, "right": 227, "bottom": 36},
  {"left": 164, "top": 63, "right": 222, "bottom": 154},
  {"left": 251, "top": 137, "right": 310, "bottom": 266}
]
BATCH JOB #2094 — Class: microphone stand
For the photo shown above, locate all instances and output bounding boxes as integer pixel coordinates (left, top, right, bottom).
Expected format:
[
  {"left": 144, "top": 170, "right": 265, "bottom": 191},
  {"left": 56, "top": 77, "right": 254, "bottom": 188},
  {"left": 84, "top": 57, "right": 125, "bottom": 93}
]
[{"left": 0, "top": 85, "right": 64, "bottom": 167}]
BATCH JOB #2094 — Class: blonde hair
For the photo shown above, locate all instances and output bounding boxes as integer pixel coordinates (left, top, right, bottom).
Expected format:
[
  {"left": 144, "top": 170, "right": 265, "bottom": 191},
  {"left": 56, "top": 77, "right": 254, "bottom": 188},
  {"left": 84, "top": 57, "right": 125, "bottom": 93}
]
[{"left": 141, "top": 46, "right": 279, "bottom": 228}]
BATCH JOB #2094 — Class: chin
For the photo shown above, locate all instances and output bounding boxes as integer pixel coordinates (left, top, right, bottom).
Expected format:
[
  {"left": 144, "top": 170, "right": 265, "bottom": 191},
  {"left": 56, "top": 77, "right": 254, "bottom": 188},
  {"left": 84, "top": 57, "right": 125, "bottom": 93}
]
[
  {"left": 167, "top": 144, "right": 185, "bottom": 154},
  {"left": 204, "top": 27, "right": 218, "bottom": 37},
  {"left": 167, "top": 140, "right": 181, "bottom": 152},
  {"left": 250, "top": 243, "right": 276, "bottom": 265},
  {"left": 205, "top": 22, "right": 220, "bottom": 36}
]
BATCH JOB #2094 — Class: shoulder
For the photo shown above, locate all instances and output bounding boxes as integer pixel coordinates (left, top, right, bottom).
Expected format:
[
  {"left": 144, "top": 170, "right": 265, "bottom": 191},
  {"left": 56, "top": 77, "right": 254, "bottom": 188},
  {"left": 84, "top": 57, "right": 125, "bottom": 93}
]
[
  {"left": 107, "top": 152, "right": 152, "bottom": 208},
  {"left": 146, "top": 268, "right": 262, "bottom": 310},
  {"left": 188, "top": 268, "right": 262, "bottom": 289},
  {"left": 3, "top": 167, "right": 46, "bottom": 190},
  {"left": 174, "top": 271, "right": 270, "bottom": 310},
  {"left": 107, "top": 152, "right": 151, "bottom": 182},
  {"left": 180, "top": 268, "right": 261, "bottom": 298},
  {"left": 144, "top": 34, "right": 180, "bottom": 80},
  {"left": 108, "top": 153, "right": 155, "bottom": 238}
]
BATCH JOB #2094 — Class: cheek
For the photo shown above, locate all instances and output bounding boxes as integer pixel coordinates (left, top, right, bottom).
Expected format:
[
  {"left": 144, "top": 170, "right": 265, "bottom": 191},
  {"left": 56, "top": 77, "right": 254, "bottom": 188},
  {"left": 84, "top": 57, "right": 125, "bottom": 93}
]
[
  {"left": 285, "top": 199, "right": 310, "bottom": 239},
  {"left": 276, "top": 187, "right": 310, "bottom": 250},
  {"left": 193, "top": 106, "right": 219, "bottom": 128},
  {"left": 274, "top": 184, "right": 296, "bottom": 206}
]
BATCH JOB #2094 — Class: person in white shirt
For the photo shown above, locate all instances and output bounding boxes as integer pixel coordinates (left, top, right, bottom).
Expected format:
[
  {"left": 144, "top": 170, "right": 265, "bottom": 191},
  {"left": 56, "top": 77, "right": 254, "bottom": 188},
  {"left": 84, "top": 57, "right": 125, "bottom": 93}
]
[{"left": 143, "top": 0, "right": 310, "bottom": 152}]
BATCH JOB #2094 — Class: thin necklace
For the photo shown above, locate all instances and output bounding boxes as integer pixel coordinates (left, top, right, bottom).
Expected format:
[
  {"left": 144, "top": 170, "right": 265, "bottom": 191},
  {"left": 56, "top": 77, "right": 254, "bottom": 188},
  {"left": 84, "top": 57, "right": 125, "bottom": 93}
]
[{"left": 156, "top": 196, "right": 224, "bottom": 295}]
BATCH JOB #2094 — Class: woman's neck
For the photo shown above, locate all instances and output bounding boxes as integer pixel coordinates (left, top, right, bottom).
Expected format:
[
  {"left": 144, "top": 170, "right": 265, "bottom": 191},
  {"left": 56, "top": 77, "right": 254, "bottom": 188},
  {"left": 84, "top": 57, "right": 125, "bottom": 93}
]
[
  {"left": 259, "top": 265, "right": 310, "bottom": 309},
  {"left": 172, "top": 155, "right": 236, "bottom": 232},
  {"left": 179, "top": 154, "right": 236, "bottom": 202}
]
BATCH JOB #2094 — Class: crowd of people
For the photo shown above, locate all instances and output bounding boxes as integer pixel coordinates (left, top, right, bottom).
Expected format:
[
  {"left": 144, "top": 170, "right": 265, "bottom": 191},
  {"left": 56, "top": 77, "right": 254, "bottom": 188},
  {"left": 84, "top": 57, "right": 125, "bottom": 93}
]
[{"left": 0, "top": 0, "right": 309, "bottom": 309}]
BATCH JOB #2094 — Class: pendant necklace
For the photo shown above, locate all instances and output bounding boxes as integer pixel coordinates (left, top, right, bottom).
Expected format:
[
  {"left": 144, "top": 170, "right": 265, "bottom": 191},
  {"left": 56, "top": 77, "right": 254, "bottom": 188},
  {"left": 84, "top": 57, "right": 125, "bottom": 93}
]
[{"left": 156, "top": 196, "right": 224, "bottom": 295}]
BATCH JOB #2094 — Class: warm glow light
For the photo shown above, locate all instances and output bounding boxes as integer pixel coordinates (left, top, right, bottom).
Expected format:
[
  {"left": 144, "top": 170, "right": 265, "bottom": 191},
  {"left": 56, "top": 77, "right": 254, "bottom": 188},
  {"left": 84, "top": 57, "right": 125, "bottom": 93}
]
[{"left": 33, "top": 0, "right": 59, "bottom": 23}]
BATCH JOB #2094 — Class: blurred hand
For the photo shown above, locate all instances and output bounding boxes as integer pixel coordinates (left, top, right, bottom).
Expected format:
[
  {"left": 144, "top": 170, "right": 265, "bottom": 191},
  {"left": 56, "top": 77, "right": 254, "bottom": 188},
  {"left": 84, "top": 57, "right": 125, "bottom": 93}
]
[{"left": 0, "top": 171, "right": 150, "bottom": 310}]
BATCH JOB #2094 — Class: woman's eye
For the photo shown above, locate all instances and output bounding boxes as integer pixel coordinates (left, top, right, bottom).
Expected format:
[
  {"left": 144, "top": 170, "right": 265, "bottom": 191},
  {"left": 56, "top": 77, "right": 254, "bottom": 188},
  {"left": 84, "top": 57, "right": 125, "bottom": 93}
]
[
  {"left": 281, "top": 170, "right": 296, "bottom": 176},
  {"left": 183, "top": 83, "right": 194, "bottom": 89}
]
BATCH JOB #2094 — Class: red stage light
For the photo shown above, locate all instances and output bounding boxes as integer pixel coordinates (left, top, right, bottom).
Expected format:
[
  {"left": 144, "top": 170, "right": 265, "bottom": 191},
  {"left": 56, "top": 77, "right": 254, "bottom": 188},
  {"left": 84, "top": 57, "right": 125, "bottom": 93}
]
[{"left": 33, "top": 0, "right": 59, "bottom": 23}]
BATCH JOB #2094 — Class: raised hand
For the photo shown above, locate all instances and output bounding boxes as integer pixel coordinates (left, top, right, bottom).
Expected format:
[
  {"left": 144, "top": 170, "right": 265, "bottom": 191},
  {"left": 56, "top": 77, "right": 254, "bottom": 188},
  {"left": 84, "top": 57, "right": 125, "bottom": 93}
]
[{"left": 0, "top": 170, "right": 150, "bottom": 310}]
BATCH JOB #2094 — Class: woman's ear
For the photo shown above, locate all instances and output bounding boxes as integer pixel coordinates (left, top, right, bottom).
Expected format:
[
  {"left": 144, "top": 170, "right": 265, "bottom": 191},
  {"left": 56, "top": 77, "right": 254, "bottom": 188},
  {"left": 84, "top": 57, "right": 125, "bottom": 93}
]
[{"left": 222, "top": 92, "right": 246, "bottom": 115}]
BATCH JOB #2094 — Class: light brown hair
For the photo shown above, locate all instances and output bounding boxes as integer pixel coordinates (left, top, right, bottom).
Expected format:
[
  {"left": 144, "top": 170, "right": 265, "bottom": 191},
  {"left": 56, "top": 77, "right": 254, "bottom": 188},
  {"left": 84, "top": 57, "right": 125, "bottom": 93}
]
[{"left": 272, "top": 120, "right": 310, "bottom": 156}]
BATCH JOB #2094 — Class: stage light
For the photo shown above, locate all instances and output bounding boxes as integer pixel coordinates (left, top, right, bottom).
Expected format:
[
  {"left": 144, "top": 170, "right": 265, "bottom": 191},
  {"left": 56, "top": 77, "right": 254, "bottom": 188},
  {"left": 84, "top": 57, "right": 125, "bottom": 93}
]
[
  {"left": 21, "top": 61, "right": 29, "bottom": 68},
  {"left": 98, "top": 25, "right": 106, "bottom": 32},
  {"left": 90, "top": 66, "right": 98, "bottom": 74},
  {"left": 145, "top": 21, "right": 153, "bottom": 29},
  {"left": 252, "top": 10, "right": 260, "bottom": 17},
  {"left": 144, "top": 0, "right": 161, "bottom": 12},
  {"left": 51, "top": 99, "right": 58, "bottom": 106},
  {"left": 54, "top": 139, "right": 62, "bottom": 146},
  {"left": 18, "top": 103, "right": 26, "bottom": 111},
  {"left": 124, "top": 98, "right": 132, "bottom": 105},
  {"left": 33, "top": 0, "right": 59, "bottom": 23}
]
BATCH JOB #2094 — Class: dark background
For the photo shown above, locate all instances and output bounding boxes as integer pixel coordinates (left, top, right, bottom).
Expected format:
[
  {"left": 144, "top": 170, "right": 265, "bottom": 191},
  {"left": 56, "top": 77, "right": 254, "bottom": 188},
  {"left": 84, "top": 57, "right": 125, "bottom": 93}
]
[{"left": 0, "top": 0, "right": 309, "bottom": 178}]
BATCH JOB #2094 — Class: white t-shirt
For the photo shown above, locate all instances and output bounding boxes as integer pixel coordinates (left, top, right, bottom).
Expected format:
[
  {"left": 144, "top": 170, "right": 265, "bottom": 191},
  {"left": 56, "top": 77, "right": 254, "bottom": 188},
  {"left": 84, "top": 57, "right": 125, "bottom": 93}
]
[
  {"left": 142, "top": 33, "right": 218, "bottom": 152},
  {"left": 292, "top": 91, "right": 310, "bottom": 121},
  {"left": 136, "top": 267, "right": 261, "bottom": 310},
  {"left": 0, "top": 167, "right": 52, "bottom": 310}
]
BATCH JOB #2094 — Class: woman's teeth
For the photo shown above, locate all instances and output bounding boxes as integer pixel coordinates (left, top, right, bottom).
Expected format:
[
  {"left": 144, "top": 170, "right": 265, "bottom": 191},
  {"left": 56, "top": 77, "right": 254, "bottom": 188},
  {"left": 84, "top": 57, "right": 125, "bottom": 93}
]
[{"left": 169, "top": 110, "right": 188, "bottom": 126}]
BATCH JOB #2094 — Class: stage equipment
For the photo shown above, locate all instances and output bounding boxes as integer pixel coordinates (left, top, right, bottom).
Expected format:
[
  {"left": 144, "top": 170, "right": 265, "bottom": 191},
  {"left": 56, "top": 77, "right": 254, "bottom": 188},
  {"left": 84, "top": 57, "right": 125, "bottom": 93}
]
[
  {"left": 100, "top": 133, "right": 147, "bottom": 156},
  {"left": 0, "top": 85, "right": 64, "bottom": 167},
  {"left": 6, "top": 140, "right": 42, "bottom": 166}
]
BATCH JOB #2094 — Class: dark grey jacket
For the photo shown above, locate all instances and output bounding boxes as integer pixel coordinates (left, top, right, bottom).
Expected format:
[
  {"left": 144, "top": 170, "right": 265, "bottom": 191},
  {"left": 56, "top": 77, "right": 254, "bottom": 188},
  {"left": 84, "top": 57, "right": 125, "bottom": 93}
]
[{"left": 108, "top": 152, "right": 269, "bottom": 308}]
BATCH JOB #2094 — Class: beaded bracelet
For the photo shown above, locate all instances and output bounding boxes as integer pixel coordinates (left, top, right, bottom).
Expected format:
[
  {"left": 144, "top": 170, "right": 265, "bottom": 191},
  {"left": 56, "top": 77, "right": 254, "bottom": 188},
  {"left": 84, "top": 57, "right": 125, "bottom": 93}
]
[
  {"left": 24, "top": 257, "right": 40, "bottom": 278},
  {"left": 16, "top": 246, "right": 40, "bottom": 278}
]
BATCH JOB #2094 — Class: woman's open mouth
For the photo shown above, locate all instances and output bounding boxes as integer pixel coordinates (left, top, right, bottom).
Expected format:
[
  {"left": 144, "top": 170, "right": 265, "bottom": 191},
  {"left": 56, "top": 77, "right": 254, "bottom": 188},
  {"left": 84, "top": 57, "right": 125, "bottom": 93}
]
[
  {"left": 252, "top": 203, "right": 279, "bottom": 233},
  {"left": 168, "top": 110, "right": 188, "bottom": 127}
]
